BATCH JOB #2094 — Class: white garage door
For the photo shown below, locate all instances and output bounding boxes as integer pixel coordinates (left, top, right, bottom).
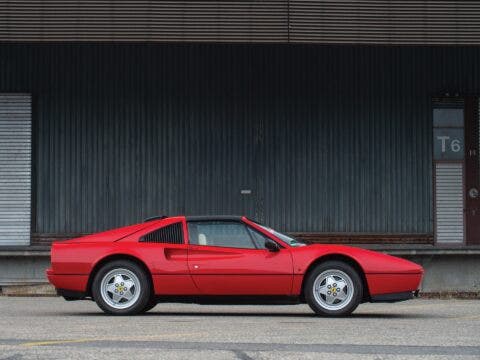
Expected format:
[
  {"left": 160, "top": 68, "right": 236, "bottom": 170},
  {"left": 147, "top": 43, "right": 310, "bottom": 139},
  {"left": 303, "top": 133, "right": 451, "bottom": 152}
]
[{"left": 0, "top": 94, "right": 31, "bottom": 246}]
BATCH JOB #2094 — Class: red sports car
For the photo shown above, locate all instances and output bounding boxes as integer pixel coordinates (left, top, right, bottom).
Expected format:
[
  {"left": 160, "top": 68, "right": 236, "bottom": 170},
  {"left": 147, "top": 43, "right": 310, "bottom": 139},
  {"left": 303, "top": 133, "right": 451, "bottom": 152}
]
[{"left": 47, "top": 216, "right": 423, "bottom": 316}]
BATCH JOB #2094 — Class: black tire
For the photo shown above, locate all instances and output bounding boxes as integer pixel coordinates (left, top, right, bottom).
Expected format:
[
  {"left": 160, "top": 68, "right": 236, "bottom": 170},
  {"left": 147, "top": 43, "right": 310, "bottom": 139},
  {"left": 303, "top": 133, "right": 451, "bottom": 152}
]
[
  {"left": 92, "top": 260, "right": 152, "bottom": 315},
  {"left": 304, "top": 260, "right": 363, "bottom": 317},
  {"left": 142, "top": 297, "right": 157, "bottom": 313}
]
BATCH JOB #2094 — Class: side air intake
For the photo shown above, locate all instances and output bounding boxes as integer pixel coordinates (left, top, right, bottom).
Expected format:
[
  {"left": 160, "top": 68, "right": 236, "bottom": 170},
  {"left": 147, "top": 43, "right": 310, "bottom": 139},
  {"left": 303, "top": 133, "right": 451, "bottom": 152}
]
[{"left": 140, "top": 222, "right": 184, "bottom": 244}]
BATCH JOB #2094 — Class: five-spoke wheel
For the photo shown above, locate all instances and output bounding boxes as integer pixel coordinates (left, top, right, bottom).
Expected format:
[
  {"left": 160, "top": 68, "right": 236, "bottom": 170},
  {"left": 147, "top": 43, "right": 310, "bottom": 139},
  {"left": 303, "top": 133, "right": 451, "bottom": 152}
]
[
  {"left": 92, "top": 260, "right": 152, "bottom": 315},
  {"left": 305, "top": 260, "right": 363, "bottom": 316},
  {"left": 100, "top": 269, "right": 141, "bottom": 310}
]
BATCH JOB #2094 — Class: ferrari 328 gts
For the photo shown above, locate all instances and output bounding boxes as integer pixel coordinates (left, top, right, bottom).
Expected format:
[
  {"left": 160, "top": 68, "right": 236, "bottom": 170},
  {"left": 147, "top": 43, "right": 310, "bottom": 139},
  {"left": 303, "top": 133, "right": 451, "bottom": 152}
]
[{"left": 47, "top": 216, "right": 423, "bottom": 316}]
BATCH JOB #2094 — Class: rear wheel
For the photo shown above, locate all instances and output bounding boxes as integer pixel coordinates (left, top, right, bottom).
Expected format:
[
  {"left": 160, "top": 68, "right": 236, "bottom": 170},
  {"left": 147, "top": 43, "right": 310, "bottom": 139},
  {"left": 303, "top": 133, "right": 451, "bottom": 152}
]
[
  {"left": 304, "top": 260, "right": 363, "bottom": 316},
  {"left": 92, "top": 260, "right": 151, "bottom": 315}
]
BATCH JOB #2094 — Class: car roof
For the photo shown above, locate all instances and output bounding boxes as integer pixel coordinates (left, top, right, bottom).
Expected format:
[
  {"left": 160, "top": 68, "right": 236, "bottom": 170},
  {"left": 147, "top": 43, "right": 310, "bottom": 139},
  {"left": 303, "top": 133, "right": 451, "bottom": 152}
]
[{"left": 185, "top": 215, "right": 243, "bottom": 222}]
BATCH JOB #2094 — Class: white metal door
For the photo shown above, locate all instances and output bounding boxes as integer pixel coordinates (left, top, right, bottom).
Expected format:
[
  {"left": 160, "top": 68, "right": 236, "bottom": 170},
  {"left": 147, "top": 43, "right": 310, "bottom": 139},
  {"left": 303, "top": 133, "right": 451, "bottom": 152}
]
[
  {"left": 0, "top": 94, "right": 32, "bottom": 246},
  {"left": 435, "top": 162, "right": 464, "bottom": 244}
]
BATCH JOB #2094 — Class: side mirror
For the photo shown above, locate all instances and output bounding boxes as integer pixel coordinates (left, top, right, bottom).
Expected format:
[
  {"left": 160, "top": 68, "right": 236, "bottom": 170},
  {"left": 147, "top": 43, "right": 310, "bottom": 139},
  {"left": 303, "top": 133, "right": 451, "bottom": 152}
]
[{"left": 265, "top": 239, "right": 280, "bottom": 252}]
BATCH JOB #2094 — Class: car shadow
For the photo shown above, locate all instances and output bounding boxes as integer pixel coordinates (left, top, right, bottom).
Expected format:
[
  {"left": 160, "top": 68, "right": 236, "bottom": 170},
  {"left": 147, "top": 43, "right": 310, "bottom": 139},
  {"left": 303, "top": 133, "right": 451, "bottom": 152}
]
[
  {"left": 54, "top": 311, "right": 439, "bottom": 319},
  {"left": 149, "top": 311, "right": 439, "bottom": 319}
]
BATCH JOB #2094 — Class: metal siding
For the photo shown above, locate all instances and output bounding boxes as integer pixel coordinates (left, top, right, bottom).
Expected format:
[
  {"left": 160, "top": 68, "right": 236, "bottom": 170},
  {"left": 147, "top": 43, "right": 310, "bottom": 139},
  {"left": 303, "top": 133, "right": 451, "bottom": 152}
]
[
  {"left": 289, "top": 1, "right": 480, "bottom": 45},
  {"left": 0, "top": 1, "right": 289, "bottom": 42},
  {"left": 0, "top": 94, "right": 31, "bottom": 245},
  {"left": 3, "top": 1, "right": 480, "bottom": 44},
  {"left": 2, "top": 44, "right": 480, "bottom": 237},
  {"left": 435, "top": 163, "right": 464, "bottom": 244},
  {"left": 262, "top": 46, "right": 435, "bottom": 233},
  {"left": 183, "top": 45, "right": 258, "bottom": 219}
]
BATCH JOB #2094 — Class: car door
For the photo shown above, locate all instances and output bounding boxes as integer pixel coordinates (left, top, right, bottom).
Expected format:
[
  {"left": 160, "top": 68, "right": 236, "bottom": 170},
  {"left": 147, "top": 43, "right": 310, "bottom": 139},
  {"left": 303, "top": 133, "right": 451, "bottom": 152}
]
[{"left": 187, "top": 220, "right": 293, "bottom": 295}]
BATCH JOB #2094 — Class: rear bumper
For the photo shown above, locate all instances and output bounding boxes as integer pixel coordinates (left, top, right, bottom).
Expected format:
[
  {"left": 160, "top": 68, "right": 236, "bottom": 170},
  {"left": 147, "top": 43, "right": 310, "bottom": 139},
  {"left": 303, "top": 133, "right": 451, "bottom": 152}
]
[
  {"left": 57, "top": 288, "right": 87, "bottom": 300},
  {"left": 46, "top": 269, "right": 89, "bottom": 293},
  {"left": 370, "top": 290, "right": 419, "bottom": 303}
]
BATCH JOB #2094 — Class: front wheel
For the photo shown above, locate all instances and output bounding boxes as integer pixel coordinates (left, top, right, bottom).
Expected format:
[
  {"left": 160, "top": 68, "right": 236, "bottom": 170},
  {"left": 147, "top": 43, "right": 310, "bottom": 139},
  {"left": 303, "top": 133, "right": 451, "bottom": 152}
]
[
  {"left": 304, "top": 260, "right": 363, "bottom": 316},
  {"left": 142, "top": 297, "right": 157, "bottom": 313},
  {"left": 92, "top": 260, "right": 151, "bottom": 315}
]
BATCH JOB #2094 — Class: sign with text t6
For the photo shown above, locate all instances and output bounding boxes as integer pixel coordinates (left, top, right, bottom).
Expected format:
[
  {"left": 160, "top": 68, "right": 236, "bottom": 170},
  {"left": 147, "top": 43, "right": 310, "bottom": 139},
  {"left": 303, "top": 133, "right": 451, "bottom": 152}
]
[{"left": 433, "top": 128, "right": 464, "bottom": 160}]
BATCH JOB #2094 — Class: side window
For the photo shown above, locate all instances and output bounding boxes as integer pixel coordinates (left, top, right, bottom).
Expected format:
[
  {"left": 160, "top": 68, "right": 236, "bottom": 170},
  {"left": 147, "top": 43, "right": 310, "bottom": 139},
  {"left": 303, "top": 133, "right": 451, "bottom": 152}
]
[
  {"left": 188, "top": 221, "right": 256, "bottom": 249},
  {"left": 247, "top": 227, "right": 269, "bottom": 249}
]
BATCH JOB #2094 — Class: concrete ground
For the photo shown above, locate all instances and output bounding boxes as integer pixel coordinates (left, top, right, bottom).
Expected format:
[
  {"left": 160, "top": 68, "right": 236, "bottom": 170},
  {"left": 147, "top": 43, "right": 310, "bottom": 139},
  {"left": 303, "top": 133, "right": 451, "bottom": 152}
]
[{"left": 0, "top": 298, "right": 479, "bottom": 359}]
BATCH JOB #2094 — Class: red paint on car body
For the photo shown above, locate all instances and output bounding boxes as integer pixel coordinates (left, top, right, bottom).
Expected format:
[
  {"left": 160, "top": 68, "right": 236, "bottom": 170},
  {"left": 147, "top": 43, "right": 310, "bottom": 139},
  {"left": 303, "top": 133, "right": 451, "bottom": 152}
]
[{"left": 47, "top": 216, "right": 423, "bottom": 299}]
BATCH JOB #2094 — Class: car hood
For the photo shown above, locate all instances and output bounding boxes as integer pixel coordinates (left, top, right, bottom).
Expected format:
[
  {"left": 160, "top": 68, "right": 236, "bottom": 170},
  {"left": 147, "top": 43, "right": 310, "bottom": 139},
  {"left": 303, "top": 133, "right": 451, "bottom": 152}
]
[{"left": 298, "top": 244, "right": 424, "bottom": 274}]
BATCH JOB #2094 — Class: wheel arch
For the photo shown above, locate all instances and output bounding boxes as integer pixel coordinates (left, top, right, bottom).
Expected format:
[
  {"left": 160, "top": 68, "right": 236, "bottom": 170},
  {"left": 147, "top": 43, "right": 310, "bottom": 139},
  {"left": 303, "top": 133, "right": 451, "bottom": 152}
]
[
  {"left": 86, "top": 253, "right": 154, "bottom": 298},
  {"left": 300, "top": 253, "right": 371, "bottom": 302}
]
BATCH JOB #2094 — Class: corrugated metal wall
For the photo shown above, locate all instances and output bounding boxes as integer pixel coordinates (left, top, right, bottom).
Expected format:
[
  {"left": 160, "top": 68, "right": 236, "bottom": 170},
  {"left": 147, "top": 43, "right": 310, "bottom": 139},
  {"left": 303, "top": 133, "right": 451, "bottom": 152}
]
[
  {"left": 1, "top": 44, "right": 480, "bottom": 237},
  {"left": 1, "top": 0, "right": 289, "bottom": 42},
  {"left": 289, "top": 1, "right": 480, "bottom": 44},
  {"left": 2, "top": 1, "right": 480, "bottom": 44}
]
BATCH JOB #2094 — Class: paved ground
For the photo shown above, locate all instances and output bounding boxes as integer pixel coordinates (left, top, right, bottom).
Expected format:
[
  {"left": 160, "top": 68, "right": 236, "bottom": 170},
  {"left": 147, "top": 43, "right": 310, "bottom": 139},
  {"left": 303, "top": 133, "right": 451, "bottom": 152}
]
[{"left": 0, "top": 298, "right": 479, "bottom": 359}]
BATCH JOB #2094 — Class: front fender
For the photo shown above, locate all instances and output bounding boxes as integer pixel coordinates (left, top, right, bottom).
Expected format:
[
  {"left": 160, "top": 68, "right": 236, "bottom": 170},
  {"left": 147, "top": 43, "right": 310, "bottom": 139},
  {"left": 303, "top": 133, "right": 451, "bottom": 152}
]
[
  {"left": 292, "top": 244, "right": 423, "bottom": 275},
  {"left": 290, "top": 244, "right": 423, "bottom": 297}
]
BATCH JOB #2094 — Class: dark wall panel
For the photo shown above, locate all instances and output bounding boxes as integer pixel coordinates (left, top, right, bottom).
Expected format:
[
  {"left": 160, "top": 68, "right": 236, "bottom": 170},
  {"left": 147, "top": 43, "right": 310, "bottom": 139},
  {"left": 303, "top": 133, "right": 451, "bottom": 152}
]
[{"left": 1, "top": 44, "right": 480, "bottom": 236}]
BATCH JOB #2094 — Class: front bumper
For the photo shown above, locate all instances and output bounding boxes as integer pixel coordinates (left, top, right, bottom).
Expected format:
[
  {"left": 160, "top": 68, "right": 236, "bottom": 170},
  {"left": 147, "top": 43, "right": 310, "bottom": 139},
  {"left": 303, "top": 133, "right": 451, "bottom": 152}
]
[
  {"left": 366, "top": 272, "right": 423, "bottom": 296},
  {"left": 370, "top": 290, "right": 419, "bottom": 303}
]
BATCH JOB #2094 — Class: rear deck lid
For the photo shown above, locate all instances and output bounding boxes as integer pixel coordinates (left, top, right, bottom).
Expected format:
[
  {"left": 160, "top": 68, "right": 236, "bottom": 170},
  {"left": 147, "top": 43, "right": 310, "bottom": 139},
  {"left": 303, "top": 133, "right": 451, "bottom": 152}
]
[{"left": 58, "top": 222, "right": 154, "bottom": 244}]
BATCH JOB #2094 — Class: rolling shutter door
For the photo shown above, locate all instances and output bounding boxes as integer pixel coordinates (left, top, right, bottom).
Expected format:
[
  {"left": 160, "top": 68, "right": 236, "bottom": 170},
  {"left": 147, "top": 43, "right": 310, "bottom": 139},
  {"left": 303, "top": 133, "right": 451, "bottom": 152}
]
[
  {"left": 0, "top": 94, "right": 31, "bottom": 246},
  {"left": 435, "top": 163, "right": 464, "bottom": 244}
]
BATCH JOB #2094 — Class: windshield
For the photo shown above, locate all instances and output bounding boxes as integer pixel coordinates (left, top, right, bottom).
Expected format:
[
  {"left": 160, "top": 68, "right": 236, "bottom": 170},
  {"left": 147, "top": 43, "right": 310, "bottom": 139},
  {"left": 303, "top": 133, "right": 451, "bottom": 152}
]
[{"left": 254, "top": 223, "right": 307, "bottom": 247}]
